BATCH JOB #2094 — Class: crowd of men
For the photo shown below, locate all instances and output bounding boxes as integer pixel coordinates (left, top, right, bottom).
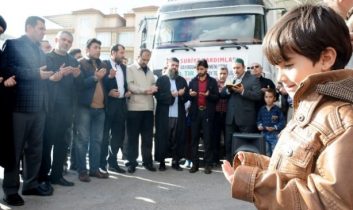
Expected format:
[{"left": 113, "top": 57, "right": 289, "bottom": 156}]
[{"left": 0, "top": 15, "right": 290, "bottom": 207}]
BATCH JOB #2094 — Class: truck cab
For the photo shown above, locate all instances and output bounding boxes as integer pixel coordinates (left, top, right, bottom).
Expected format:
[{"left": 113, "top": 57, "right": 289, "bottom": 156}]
[{"left": 141, "top": 0, "right": 283, "bottom": 81}]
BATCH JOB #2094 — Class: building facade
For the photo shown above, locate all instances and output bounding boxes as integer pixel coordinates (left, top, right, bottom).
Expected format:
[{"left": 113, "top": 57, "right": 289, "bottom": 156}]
[{"left": 44, "top": 6, "right": 158, "bottom": 63}]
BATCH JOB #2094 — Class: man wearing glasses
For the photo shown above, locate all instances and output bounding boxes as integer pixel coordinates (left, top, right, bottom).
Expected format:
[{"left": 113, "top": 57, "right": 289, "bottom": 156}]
[{"left": 249, "top": 63, "right": 275, "bottom": 111}]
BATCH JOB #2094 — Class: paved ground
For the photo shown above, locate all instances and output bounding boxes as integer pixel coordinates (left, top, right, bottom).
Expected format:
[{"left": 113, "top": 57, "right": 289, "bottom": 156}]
[{"left": 0, "top": 161, "right": 256, "bottom": 210}]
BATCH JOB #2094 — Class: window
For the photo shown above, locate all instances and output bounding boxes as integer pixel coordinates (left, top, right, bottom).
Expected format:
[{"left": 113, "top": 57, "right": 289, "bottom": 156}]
[
  {"left": 118, "top": 32, "right": 134, "bottom": 47},
  {"left": 155, "top": 14, "right": 264, "bottom": 48},
  {"left": 97, "top": 32, "right": 111, "bottom": 48}
]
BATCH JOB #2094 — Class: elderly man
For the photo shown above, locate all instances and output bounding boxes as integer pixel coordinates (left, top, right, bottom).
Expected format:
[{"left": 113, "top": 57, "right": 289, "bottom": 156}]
[{"left": 249, "top": 62, "right": 275, "bottom": 111}]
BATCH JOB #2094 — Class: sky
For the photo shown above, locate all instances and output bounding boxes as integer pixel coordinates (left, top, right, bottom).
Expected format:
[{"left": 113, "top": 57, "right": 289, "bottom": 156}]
[{"left": 0, "top": 0, "right": 168, "bottom": 36}]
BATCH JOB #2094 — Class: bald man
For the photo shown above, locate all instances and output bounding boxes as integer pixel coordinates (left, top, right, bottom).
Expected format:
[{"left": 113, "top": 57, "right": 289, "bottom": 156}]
[{"left": 249, "top": 62, "right": 275, "bottom": 111}]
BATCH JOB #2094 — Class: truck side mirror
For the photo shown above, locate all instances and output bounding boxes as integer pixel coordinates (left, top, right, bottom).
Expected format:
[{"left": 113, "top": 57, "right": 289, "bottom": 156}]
[{"left": 140, "top": 43, "right": 146, "bottom": 49}]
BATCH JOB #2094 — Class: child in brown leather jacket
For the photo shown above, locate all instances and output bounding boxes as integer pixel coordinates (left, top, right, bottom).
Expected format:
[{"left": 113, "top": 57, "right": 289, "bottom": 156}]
[{"left": 222, "top": 4, "right": 353, "bottom": 210}]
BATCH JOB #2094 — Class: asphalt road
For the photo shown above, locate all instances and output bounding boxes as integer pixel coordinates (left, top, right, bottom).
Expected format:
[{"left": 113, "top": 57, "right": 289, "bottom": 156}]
[{"left": 0, "top": 161, "right": 256, "bottom": 210}]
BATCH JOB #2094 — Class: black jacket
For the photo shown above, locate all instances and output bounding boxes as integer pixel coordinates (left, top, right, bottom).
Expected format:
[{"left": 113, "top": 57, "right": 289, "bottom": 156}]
[
  {"left": 102, "top": 60, "right": 128, "bottom": 100},
  {"left": 188, "top": 73, "right": 219, "bottom": 120},
  {"left": 2, "top": 35, "right": 48, "bottom": 112},
  {"left": 221, "top": 71, "right": 262, "bottom": 127},
  {"left": 77, "top": 58, "right": 109, "bottom": 108},
  {"left": 154, "top": 75, "right": 189, "bottom": 161}
]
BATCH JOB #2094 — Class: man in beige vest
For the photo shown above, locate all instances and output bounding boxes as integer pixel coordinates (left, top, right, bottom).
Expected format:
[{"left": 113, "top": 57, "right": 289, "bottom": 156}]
[{"left": 125, "top": 49, "right": 157, "bottom": 173}]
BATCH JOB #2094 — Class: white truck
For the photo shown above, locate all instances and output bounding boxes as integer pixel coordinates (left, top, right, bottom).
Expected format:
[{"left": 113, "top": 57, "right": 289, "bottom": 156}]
[{"left": 140, "top": 0, "right": 285, "bottom": 81}]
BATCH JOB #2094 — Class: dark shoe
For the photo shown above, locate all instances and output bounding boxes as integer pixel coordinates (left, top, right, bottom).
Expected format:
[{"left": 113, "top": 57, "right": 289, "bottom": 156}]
[
  {"left": 3, "top": 193, "right": 24, "bottom": 206},
  {"left": 22, "top": 184, "right": 53, "bottom": 196},
  {"left": 144, "top": 164, "right": 156, "bottom": 172},
  {"left": 79, "top": 171, "right": 91, "bottom": 182},
  {"left": 89, "top": 169, "right": 109, "bottom": 179},
  {"left": 159, "top": 162, "right": 166, "bottom": 171},
  {"left": 51, "top": 177, "right": 74, "bottom": 187},
  {"left": 41, "top": 181, "right": 54, "bottom": 194},
  {"left": 189, "top": 166, "right": 199, "bottom": 173},
  {"left": 172, "top": 163, "right": 183, "bottom": 171},
  {"left": 127, "top": 165, "right": 136, "bottom": 173},
  {"left": 204, "top": 166, "right": 212, "bottom": 174},
  {"left": 108, "top": 165, "right": 126, "bottom": 174}
]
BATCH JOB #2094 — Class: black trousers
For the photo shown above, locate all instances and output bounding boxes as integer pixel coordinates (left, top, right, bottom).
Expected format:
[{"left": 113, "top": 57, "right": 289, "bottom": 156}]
[
  {"left": 0, "top": 87, "right": 15, "bottom": 169},
  {"left": 158, "top": 117, "right": 179, "bottom": 163},
  {"left": 39, "top": 105, "right": 72, "bottom": 182},
  {"left": 191, "top": 110, "right": 213, "bottom": 167},
  {"left": 212, "top": 111, "right": 226, "bottom": 163},
  {"left": 100, "top": 99, "right": 127, "bottom": 168},
  {"left": 3, "top": 112, "right": 45, "bottom": 195},
  {"left": 126, "top": 111, "right": 154, "bottom": 166}
]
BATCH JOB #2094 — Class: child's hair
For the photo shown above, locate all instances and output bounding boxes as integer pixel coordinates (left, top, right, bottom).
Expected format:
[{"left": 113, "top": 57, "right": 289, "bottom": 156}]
[
  {"left": 263, "top": 4, "right": 352, "bottom": 70},
  {"left": 265, "top": 88, "right": 277, "bottom": 98}
]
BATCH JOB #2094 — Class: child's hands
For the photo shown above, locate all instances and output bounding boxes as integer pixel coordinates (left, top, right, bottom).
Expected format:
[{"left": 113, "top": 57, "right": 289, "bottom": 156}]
[
  {"left": 266, "top": 126, "right": 275, "bottom": 132},
  {"left": 222, "top": 160, "right": 234, "bottom": 184}
]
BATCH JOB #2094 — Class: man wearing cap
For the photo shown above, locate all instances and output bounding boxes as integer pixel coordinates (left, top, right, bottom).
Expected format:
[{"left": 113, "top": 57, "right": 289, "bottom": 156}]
[{"left": 221, "top": 58, "right": 262, "bottom": 162}]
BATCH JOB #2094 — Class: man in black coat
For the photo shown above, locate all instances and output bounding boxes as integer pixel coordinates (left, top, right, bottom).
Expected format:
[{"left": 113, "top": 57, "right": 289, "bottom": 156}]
[
  {"left": 100, "top": 44, "right": 130, "bottom": 174},
  {"left": 1, "top": 16, "right": 55, "bottom": 206},
  {"left": 0, "top": 15, "right": 16, "bottom": 171},
  {"left": 154, "top": 57, "right": 189, "bottom": 171},
  {"left": 221, "top": 58, "right": 262, "bottom": 162},
  {"left": 188, "top": 59, "right": 219, "bottom": 174}
]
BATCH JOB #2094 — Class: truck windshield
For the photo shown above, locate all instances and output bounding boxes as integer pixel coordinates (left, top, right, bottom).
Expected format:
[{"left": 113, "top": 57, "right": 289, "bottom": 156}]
[{"left": 154, "top": 14, "right": 264, "bottom": 48}]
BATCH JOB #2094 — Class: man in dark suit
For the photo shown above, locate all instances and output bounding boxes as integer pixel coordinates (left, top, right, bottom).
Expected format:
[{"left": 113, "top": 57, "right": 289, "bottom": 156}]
[
  {"left": 154, "top": 57, "right": 189, "bottom": 171},
  {"left": 1, "top": 16, "right": 55, "bottom": 206},
  {"left": 221, "top": 58, "right": 262, "bottom": 162},
  {"left": 0, "top": 15, "right": 16, "bottom": 172},
  {"left": 100, "top": 44, "right": 130, "bottom": 174},
  {"left": 188, "top": 59, "right": 219, "bottom": 174}
]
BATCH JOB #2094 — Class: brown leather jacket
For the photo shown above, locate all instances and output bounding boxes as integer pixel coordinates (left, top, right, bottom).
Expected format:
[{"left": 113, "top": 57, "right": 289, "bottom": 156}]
[{"left": 231, "top": 70, "right": 353, "bottom": 210}]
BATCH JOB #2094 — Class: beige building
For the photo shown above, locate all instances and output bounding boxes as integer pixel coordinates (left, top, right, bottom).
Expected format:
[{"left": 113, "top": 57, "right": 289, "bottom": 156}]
[{"left": 44, "top": 6, "right": 158, "bottom": 64}]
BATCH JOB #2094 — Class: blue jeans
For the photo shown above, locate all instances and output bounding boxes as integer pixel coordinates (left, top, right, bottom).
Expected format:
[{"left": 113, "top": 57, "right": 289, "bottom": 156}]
[
  {"left": 263, "top": 132, "right": 278, "bottom": 157},
  {"left": 76, "top": 107, "right": 105, "bottom": 173}
]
